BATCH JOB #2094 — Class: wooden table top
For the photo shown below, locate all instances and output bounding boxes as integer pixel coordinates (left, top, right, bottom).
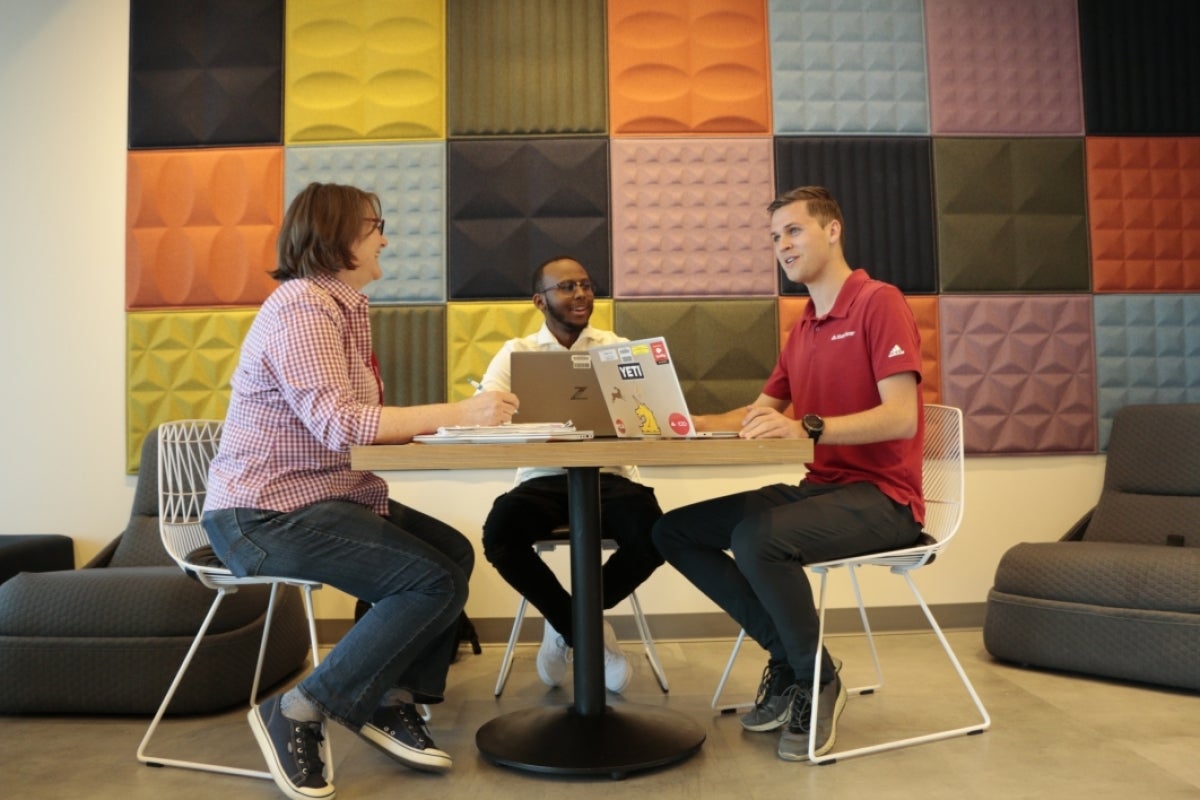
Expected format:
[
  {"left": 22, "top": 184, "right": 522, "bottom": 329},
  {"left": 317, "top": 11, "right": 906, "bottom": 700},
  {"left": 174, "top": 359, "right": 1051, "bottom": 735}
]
[{"left": 351, "top": 437, "right": 812, "bottom": 471}]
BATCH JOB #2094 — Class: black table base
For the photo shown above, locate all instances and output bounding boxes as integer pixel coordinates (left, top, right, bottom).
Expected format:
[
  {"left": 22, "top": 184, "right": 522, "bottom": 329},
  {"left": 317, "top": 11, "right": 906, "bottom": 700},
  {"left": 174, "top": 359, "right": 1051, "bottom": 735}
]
[
  {"left": 475, "top": 466, "right": 706, "bottom": 779},
  {"left": 475, "top": 703, "right": 706, "bottom": 779}
]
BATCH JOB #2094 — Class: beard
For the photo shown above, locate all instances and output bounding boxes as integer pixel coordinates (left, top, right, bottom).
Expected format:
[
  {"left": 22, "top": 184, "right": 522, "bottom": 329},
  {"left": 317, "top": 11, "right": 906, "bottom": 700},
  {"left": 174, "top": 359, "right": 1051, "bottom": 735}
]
[{"left": 546, "top": 298, "right": 590, "bottom": 334}]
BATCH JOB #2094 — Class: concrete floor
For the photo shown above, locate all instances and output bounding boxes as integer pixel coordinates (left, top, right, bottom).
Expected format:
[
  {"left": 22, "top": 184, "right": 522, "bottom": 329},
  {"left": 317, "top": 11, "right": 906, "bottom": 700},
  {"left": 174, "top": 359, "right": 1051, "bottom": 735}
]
[{"left": 3, "top": 630, "right": 1198, "bottom": 800}]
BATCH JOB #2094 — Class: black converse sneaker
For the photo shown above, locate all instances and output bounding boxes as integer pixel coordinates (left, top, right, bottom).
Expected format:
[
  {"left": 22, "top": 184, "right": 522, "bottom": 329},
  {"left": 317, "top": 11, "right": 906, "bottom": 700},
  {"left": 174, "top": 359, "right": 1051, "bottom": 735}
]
[
  {"left": 358, "top": 702, "right": 452, "bottom": 773},
  {"left": 248, "top": 695, "right": 334, "bottom": 800}
]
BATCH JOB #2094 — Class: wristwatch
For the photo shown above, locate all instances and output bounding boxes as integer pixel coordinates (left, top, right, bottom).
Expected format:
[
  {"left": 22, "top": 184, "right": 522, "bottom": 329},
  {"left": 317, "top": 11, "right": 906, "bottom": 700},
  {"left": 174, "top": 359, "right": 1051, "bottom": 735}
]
[{"left": 802, "top": 413, "right": 824, "bottom": 444}]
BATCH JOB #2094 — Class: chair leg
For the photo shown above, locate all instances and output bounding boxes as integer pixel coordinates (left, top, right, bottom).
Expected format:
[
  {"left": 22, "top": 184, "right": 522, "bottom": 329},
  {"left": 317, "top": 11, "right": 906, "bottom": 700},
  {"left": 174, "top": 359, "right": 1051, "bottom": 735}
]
[
  {"left": 494, "top": 595, "right": 529, "bottom": 697},
  {"left": 627, "top": 590, "right": 668, "bottom": 692},
  {"left": 844, "top": 565, "right": 883, "bottom": 696},
  {"left": 808, "top": 568, "right": 991, "bottom": 764},
  {"left": 137, "top": 588, "right": 272, "bottom": 780},
  {"left": 711, "top": 628, "right": 749, "bottom": 711},
  {"left": 139, "top": 583, "right": 331, "bottom": 781}
]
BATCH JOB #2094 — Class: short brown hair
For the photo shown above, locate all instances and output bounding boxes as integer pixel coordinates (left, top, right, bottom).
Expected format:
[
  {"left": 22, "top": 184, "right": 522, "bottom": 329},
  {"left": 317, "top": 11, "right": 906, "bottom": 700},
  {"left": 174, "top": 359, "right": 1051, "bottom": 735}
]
[
  {"left": 273, "top": 182, "right": 382, "bottom": 281},
  {"left": 767, "top": 186, "right": 844, "bottom": 229}
]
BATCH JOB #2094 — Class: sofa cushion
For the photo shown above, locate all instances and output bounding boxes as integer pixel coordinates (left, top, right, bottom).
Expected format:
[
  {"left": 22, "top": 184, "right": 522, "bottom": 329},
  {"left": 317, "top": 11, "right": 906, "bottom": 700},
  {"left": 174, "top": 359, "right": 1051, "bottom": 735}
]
[
  {"left": 0, "top": 567, "right": 274, "bottom": 638},
  {"left": 992, "top": 541, "right": 1200, "bottom": 613}
]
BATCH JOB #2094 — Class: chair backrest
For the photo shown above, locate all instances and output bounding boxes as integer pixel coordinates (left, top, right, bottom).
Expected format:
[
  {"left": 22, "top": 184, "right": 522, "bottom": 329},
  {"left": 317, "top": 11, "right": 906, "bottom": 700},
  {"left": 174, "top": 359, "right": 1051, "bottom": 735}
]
[
  {"left": 157, "top": 420, "right": 224, "bottom": 572},
  {"left": 920, "top": 404, "right": 965, "bottom": 549},
  {"left": 1086, "top": 403, "right": 1200, "bottom": 548}
]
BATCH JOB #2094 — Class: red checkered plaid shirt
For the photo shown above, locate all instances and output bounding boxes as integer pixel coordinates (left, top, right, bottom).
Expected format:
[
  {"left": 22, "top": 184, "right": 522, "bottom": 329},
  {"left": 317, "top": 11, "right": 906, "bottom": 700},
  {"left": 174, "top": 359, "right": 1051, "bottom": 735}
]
[{"left": 205, "top": 275, "right": 388, "bottom": 515}]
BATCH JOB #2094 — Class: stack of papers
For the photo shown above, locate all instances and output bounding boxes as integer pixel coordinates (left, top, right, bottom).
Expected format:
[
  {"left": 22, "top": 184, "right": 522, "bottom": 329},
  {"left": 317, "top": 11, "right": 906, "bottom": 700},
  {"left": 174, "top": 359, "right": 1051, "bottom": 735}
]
[{"left": 413, "top": 422, "right": 594, "bottom": 444}]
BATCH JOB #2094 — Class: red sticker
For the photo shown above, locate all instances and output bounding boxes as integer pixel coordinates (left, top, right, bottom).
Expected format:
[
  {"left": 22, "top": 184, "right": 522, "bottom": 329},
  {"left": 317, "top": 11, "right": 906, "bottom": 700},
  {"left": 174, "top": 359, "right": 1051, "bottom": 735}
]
[{"left": 668, "top": 413, "right": 692, "bottom": 435}]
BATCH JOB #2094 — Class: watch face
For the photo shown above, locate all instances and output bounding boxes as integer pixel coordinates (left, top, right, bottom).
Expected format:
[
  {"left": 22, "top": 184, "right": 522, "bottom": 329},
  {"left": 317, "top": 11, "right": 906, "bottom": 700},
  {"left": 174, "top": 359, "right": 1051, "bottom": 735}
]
[{"left": 804, "top": 414, "right": 823, "bottom": 431}]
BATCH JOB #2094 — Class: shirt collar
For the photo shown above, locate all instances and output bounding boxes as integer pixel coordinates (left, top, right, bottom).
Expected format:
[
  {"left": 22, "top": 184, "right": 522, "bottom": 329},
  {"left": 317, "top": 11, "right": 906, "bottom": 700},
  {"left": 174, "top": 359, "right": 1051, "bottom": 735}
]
[
  {"left": 801, "top": 268, "right": 870, "bottom": 322},
  {"left": 308, "top": 274, "right": 369, "bottom": 310},
  {"left": 533, "top": 322, "right": 605, "bottom": 350}
]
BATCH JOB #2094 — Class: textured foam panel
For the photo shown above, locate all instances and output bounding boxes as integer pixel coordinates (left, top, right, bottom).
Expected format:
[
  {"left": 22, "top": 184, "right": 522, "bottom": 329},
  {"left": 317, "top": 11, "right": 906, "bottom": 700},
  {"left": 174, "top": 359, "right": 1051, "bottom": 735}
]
[
  {"left": 445, "top": 300, "right": 614, "bottom": 402},
  {"left": 778, "top": 295, "right": 941, "bottom": 405},
  {"left": 1078, "top": 0, "right": 1200, "bottom": 135},
  {"left": 610, "top": 138, "right": 775, "bottom": 297},
  {"left": 907, "top": 296, "right": 941, "bottom": 405},
  {"left": 769, "top": 0, "right": 929, "bottom": 135},
  {"left": 940, "top": 296, "right": 1096, "bottom": 455},
  {"left": 285, "top": 143, "right": 445, "bottom": 303},
  {"left": 934, "top": 138, "right": 1090, "bottom": 293},
  {"left": 285, "top": 0, "right": 444, "bottom": 143},
  {"left": 447, "top": 0, "right": 607, "bottom": 135},
  {"left": 1093, "top": 295, "right": 1200, "bottom": 448},
  {"left": 126, "top": 309, "right": 258, "bottom": 472},
  {"left": 1086, "top": 137, "right": 1200, "bottom": 293},
  {"left": 613, "top": 300, "right": 778, "bottom": 414},
  {"left": 446, "top": 138, "right": 611, "bottom": 300},
  {"left": 128, "top": 0, "right": 283, "bottom": 148},
  {"left": 773, "top": 137, "right": 935, "bottom": 294},
  {"left": 126, "top": 148, "right": 283, "bottom": 309},
  {"left": 370, "top": 305, "right": 446, "bottom": 406},
  {"left": 925, "top": 0, "right": 1082, "bottom": 135},
  {"left": 608, "top": 0, "right": 772, "bottom": 135}
]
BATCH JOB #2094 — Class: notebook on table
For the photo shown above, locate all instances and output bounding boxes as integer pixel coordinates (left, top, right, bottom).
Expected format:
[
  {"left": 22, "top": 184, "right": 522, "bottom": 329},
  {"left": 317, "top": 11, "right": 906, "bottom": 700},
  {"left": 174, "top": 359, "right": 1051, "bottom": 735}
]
[
  {"left": 588, "top": 337, "right": 739, "bottom": 439},
  {"left": 510, "top": 350, "right": 618, "bottom": 437}
]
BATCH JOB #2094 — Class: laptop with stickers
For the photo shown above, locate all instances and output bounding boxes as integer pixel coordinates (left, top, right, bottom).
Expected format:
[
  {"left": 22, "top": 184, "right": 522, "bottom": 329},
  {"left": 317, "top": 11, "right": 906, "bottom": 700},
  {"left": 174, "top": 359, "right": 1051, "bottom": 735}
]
[
  {"left": 510, "top": 350, "right": 617, "bottom": 437},
  {"left": 588, "top": 337, "right": 739, "bottom": 438}
]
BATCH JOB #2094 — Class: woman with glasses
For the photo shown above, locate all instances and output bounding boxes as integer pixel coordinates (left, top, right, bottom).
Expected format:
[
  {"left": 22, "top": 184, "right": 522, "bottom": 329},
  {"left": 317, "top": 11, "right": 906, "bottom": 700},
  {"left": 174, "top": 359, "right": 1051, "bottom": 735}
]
[{"left": 201, "top": 182, "right": 518, "bottom": 800}]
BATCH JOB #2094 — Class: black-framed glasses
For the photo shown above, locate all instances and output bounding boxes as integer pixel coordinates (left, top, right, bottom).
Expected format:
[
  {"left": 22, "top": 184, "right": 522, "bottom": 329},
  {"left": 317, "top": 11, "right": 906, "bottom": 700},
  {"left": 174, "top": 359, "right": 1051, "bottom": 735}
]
[
  {"left": 364, "top": 217, "right": 386, "bottom": 235},
  {"left": 538, "top": 279, "right": 596, "bottom": 295}
]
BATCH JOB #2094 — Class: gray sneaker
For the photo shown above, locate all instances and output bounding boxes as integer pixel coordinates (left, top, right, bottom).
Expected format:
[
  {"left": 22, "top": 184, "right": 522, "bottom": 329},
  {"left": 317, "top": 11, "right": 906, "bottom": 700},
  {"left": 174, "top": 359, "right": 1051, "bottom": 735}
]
[
  {"left": 740, "top": 660, "right": 797, "bottom": 732},
  {"left": 740, "top": 655, "right": 842, "bottom": 732},
  {"left": 777, "top": 673, "right": 847, "bottom": 762}
]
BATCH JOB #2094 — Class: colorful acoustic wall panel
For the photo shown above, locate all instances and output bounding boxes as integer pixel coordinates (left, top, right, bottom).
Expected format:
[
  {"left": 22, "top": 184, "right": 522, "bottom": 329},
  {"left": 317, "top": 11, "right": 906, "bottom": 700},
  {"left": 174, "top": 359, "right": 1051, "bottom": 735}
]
[
  {"left": 285, "top": 0, "right": 446, "bottom": 143},
  {"left": 125, "top": 0, "right": 1200, "bottom": 468},
  {"left": 925, "top": 0, "right": 1083, "bottom": 136},
  {"left": 447, "top": 0, "right": 608, "bottom": 135},
  {"left": 126, "top": 147, "right": 283, "bottom": 309},
  {"left": 769, "top": 0, "right": 930, "bottom": 135},
  {"left": 128, "top": 0, "right": 284, "bottom": 148},
  {"left": 607, "top": 0, "right": 772, "bottom": 135}
]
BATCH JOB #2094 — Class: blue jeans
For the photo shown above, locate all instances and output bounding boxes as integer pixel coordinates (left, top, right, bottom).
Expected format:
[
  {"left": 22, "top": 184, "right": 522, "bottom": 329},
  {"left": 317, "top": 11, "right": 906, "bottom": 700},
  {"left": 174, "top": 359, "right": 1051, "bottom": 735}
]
[
  {"left": 202, "top": 499, "right": 472, "bottom": 730},
  {"left": 652, "top": 481, "right": 921, "bottom": 683}
]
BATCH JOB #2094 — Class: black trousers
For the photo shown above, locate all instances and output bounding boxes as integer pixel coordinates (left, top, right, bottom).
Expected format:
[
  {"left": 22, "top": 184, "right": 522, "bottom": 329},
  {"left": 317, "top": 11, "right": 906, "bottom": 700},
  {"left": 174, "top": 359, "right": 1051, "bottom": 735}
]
[
  {"left": 482, "top": 473, "right": 664, "bottom": 647},
  {"left": 653, "top": 480, "right": 921, "bottom": 683}
]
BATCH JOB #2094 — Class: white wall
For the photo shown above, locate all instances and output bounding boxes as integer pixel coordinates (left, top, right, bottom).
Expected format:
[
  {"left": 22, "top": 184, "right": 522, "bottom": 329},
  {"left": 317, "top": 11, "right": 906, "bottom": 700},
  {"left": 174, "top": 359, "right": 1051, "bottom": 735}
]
[{"left": 0, "top": 0, "right": 1108, "bottom": 626}]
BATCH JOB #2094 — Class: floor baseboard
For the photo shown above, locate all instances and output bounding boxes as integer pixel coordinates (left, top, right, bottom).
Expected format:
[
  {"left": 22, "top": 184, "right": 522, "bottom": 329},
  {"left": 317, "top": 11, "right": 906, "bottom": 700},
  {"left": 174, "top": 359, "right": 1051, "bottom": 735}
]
[{"left": 317, "top": 603, "right": 985, "bottom": 646}]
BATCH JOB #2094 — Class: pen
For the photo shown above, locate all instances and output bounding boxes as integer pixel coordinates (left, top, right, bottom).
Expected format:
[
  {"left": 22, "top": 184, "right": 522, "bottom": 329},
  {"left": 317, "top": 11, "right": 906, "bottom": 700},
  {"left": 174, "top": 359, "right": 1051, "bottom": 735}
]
[{"left": 468, "top": 378, "right": 484, "bottom": 395}]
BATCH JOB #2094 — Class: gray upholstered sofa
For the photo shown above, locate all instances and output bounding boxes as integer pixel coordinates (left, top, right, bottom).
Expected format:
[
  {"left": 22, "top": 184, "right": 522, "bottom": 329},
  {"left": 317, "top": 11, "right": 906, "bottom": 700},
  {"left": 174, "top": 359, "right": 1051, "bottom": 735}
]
[
  {"left": 0, "top": 427, "right": 311, "bottom": 714},
  {"left": 983, "top": 403, "right": 1200, "bottom": 692}
]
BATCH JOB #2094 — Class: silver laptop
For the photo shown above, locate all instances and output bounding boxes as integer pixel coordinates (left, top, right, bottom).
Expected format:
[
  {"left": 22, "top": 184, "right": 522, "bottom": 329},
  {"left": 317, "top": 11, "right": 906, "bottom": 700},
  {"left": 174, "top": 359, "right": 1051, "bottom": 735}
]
[
  {"left": 588, "top": 337, "right": 738, "bottom": 438},
  {"left": 510, "top": 350, "right": 617, "bottom": 437}
]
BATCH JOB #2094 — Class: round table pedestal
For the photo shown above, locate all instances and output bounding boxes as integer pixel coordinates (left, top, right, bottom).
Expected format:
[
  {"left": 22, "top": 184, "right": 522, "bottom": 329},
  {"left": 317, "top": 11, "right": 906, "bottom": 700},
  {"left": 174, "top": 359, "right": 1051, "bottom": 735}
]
[{"left": 475, "top": 704, "right": 706, "bottom": 780}]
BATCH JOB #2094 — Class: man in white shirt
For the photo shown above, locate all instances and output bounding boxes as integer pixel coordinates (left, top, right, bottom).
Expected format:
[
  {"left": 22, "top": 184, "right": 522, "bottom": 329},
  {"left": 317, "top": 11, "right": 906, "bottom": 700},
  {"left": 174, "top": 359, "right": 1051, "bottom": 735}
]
[{"left": 479, "top": 256, "right": 664, "bottom": 694}]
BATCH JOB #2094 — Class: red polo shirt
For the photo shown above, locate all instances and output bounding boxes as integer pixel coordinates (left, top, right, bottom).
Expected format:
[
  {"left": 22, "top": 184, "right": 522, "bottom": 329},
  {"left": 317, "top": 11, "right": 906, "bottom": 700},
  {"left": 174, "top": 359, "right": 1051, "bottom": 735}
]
[{"left": 763, "top": 269, "right": 925, "bottom": 523}]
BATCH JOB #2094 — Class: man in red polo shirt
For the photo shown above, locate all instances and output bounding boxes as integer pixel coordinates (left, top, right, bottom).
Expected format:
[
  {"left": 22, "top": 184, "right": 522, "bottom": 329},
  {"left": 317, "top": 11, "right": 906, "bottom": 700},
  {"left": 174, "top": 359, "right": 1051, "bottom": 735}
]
[{"left": 652, "top": 186, "right": 925, "bottom": 762}]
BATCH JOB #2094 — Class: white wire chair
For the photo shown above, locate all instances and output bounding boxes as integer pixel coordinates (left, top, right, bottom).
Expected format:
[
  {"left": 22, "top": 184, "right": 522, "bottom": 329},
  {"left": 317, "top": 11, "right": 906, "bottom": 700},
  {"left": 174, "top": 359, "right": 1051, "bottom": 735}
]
[
  {"left": 136, "top": 419, "right": 329, "bottom": 781},
  {"left": 711, "top": 404, "right": 990, "bottom": 763},
  {"left": 494, "top": 530, "right": 669, "bottom": 696}
]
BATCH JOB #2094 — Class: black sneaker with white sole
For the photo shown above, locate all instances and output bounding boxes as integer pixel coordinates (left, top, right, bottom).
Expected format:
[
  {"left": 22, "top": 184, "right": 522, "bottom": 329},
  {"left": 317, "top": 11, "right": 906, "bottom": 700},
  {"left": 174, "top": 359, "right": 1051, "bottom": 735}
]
[
  {"left": 248, "top": 695, "right": 334, "bottom": 800},
  {"left": 358, "top": 702, "right": 452, "bottom": 773}
]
